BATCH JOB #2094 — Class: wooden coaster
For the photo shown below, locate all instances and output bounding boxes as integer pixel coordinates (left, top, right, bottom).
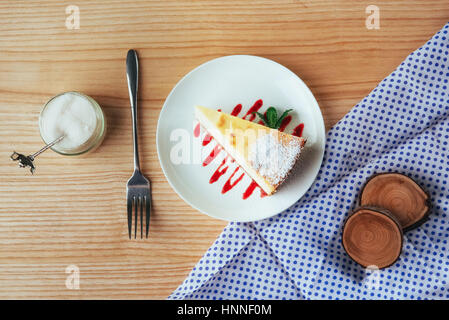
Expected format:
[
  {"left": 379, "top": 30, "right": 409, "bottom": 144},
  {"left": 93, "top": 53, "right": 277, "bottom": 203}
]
[
  {"left": 359, "top": 173, "right": 430, "bottom": 231},
  {"left": 342, "top": 207, "right": 403, "bottom": 269}
]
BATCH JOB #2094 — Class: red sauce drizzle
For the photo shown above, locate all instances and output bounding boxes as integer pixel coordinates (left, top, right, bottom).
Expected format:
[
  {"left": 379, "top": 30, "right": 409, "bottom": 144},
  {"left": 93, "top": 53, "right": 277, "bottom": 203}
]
[
  {"left": 222, "top": 167, "right": 245, "bottom": 194},
  {"left": 278, "top": 115, "right": 292, "bottom": 132},
  {"left": 242, "top": 180, "right": 266, "bottom": 199},
  {"left": 243, "top": 99, "right": 263, "bottom": 121},
  {"left": 202, "top": 145, "right": 221, "bottom": 167},
  {"left": 194, "top": 123, "right": 201, "bottom": 137},
  {"left": 202, "top": 133, "right": 212, "bottom": 146},
  {"left": 292, "top": 123, "right": 304, "bottom": 137},
  {"left": 242, "top": 181, "right": 258, "bottom": 200},
  {"left": 231, "top": 104, "right": 242, "bottom": 116},
  {"left": 209, "top": 157, "right": 228, "bottom": 183}
]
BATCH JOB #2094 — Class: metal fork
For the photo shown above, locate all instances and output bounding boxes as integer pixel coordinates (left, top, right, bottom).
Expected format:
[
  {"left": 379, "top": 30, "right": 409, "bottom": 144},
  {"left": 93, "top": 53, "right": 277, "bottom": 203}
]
[{"left": 126, "top": 49, "right": 151, "bottom": 239}]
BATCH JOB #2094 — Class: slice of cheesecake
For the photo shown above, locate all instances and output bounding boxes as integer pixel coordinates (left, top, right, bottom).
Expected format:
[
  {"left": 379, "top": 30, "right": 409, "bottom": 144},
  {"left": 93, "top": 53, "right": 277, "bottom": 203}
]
[{"left": 195, "top": 105, "right": 306, "bottom": 195}]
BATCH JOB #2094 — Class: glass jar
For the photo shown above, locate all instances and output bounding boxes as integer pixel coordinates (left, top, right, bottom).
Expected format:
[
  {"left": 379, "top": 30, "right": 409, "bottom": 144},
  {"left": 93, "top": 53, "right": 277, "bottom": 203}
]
[{"left": 39, "top": 92, "right": 106, "bottom": 156}]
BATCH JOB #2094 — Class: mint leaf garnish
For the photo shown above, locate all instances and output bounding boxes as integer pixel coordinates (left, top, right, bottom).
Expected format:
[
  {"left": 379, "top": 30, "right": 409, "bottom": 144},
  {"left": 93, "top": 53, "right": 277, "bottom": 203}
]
[
  {"left": 254, "top": 112, "right": 269, "bottom": 126},
  {"left": 252, "top": 107, "right": 293, "bottom": 129},
  {"left": 275, "top": 109, "right": 293, "bottom": 129},
  {"left": 265, "top": 107, "right": 277, "bottom": 128}
]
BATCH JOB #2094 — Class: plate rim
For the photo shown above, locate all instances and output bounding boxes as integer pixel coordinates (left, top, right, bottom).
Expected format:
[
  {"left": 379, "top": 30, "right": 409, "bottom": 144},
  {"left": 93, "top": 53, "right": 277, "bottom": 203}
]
[{"left": 156, "top": 54, "right": 326, "bottom": 222}]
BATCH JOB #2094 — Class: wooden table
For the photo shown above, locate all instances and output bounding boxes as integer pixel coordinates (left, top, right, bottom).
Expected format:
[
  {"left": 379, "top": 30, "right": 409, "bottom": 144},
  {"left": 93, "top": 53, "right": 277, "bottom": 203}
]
[{"left": 0, "top": 0, "right": 447, "bottom": 299}]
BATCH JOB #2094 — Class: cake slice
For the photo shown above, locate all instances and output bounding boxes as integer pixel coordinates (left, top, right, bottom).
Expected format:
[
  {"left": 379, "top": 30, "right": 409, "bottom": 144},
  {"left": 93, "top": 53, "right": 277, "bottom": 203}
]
[{"left": 195, "top": 105, "right": 306, "bottom": 195}]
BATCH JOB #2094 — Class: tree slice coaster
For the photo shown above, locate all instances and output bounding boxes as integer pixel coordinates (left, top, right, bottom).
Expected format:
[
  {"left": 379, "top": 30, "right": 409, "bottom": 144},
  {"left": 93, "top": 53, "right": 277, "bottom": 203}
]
[
  {"left": 342, "top": 207, "right": 403, "bottom": 269},
  {"left": 359, "top": 173, "right": 430, "bottom": 231}
]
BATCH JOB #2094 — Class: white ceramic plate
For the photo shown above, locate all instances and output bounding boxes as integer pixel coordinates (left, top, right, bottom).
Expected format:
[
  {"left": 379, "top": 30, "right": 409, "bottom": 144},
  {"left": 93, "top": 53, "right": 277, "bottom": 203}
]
[{"left": 156, "top": 55, "right": 325, "bottom": 222}]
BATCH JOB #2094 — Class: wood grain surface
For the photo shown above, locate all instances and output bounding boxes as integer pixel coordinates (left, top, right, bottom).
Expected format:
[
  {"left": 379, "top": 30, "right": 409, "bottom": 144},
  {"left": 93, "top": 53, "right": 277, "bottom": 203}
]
[{"left": 0, "top": 0, "right": 447, "bottom": 299}]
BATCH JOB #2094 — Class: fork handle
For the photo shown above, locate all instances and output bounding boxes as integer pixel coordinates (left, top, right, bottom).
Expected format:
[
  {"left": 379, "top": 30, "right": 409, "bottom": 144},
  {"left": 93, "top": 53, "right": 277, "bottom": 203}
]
[{"left": 126, "top": 49, "right": 140, "bottom": 171}]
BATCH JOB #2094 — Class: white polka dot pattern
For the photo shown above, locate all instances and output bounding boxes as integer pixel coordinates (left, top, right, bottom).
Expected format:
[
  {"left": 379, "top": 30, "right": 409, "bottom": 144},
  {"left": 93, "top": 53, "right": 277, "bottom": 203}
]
[{"left": 169, "top": 23, "right": 449, "bottom": 300}]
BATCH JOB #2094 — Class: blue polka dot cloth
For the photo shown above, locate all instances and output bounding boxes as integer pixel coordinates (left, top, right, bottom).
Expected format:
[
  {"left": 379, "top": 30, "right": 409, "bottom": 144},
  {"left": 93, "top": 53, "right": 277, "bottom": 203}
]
[{"left": 169, "top": 23, "right": 449, "bottom": 300}]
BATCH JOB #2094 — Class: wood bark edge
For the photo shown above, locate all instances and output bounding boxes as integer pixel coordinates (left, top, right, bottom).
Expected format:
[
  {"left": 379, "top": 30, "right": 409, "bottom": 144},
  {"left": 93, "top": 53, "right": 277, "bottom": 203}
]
[
  {"left": 358, "top": 172, "right": 431, "bottom": 231},
  {"left": 342, "top": 206, "right": 403, "bottom": 269}
]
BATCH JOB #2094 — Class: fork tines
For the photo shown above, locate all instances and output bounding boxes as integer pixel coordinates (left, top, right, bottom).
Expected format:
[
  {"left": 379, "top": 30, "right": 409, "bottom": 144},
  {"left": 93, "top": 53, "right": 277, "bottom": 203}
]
[{"left": 127, "top": 194, "right": 151, "bottom": 239}]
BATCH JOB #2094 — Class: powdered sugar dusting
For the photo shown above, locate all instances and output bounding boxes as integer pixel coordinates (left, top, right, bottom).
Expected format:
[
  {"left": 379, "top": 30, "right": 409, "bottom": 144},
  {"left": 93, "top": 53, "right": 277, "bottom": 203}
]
[{"left": 248, "top": 133, "right": 302, "bottom": 186}]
